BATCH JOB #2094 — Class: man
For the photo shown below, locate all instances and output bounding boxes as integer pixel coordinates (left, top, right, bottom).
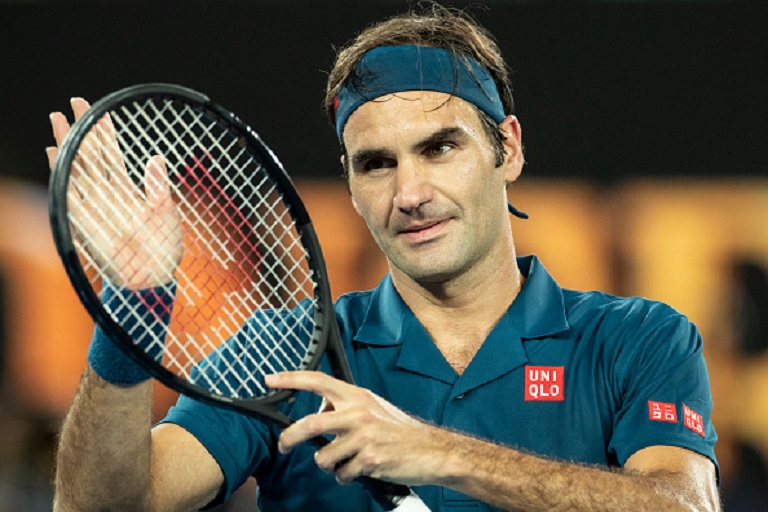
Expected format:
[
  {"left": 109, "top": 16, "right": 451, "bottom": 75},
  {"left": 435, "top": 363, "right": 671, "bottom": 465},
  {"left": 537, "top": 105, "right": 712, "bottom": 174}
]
[{"left": 49, "top": 4, "right": 720, "bottom": 511}]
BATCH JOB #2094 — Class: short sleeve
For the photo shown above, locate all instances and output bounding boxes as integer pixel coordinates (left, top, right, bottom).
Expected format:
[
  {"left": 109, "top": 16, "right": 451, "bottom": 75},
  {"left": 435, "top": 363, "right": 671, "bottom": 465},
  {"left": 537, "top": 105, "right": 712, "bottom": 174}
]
[
  {"left": 608, "top": 308, "right": 718, "bottom": 471},
  {"left": 158, "top": 394, "right": 278, "bottom": 506},
  {"left": 156, "top": 302, "right": 317, "bottom": 505}
]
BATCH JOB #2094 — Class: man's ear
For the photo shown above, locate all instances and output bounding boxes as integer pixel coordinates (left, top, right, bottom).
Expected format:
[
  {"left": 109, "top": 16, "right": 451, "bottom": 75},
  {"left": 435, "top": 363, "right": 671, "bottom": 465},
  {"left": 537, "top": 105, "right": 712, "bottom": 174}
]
[{"left": 499, "top": 115, "right": 524, "bottom": 184}]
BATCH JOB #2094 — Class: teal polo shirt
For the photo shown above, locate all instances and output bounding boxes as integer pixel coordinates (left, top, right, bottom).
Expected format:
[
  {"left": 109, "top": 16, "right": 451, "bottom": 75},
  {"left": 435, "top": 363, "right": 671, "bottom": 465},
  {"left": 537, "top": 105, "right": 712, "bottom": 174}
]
[{"left": 161, "top": 255, "right": 717, "bottom": 511}]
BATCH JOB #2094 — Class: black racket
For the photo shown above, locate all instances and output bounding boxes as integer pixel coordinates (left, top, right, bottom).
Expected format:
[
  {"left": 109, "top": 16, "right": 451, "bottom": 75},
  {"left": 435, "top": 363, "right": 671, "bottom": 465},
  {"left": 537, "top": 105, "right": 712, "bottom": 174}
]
[{"left": 48, "top": 83, "right": 421, "bottom": 510}]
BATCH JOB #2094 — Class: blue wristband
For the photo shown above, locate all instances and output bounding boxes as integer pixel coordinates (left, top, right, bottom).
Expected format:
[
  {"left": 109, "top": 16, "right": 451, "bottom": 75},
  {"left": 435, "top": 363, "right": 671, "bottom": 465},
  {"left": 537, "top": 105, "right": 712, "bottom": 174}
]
[{"left": 88, "top": 281, "right": 177, "bottom": 386}]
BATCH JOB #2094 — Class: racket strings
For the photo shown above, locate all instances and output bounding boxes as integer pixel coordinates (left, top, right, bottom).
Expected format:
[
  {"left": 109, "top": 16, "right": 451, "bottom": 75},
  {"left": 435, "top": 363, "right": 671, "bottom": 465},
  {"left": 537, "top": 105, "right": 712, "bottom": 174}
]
[{"left": 68, "top": 96, "right": 320, "bottom": 399}]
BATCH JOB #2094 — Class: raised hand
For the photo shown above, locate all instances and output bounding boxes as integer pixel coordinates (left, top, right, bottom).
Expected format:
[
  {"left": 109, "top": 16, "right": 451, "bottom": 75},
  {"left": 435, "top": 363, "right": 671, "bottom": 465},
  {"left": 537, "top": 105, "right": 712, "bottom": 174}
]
[{"left": 48, "top": 98, "right": 183, "bottom": 289}]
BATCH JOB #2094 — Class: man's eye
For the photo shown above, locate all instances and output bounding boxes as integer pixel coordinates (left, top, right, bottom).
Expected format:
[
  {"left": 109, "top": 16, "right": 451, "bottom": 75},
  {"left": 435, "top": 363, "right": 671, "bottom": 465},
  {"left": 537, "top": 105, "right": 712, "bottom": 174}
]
[
  {"left": 428, "top": 143, "right": 453, "bottom": 156},
  {"left": 364, "top": 159, "right": 390, "bottom": 171}
]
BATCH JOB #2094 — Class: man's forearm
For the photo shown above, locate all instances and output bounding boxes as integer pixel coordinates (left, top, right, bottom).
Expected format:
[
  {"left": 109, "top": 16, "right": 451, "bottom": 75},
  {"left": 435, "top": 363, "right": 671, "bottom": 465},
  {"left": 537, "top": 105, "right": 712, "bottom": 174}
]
[
  {"left": 428, "top": 429, "right": 718, "bottom": 512},
  {"left": 54, "top": 366, "right": 154, "bottom": 511}
]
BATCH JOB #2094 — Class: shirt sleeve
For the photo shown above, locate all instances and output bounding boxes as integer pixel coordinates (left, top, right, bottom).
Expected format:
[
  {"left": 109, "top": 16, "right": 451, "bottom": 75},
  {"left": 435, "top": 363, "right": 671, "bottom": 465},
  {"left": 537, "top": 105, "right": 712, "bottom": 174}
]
[
  {"left": 158, "top": 393, "right": 278, "bottom": 506},
  {"left": 155, "top": 302, "right": 317, "bottom": 506},
  {"left": 608, "top": 304, "right": 718, "bottom": 472}
]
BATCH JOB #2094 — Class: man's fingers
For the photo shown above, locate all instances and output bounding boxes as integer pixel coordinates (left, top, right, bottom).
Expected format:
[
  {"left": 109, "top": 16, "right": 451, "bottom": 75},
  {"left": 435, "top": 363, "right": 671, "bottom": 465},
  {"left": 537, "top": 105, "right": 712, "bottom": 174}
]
[
  {"left": 46, "top": 146, "right": 58, "bottom": 171},
  {"left": 50, "top": 112, "right": 70, "bottom": 147},
  {"left": 313, "top": 432, "right": 361, "bottom": 475},
  {"left": 145, "top": 155, "right": 171, "bottom": 205},
  {"left": 278, "top": 410, "right": 348, "bottom": 455},
  {"left": 71, "top": 97, "right": 91, "bottom": 121},
  {"left": 268, "top": 371, "right": 371, "bottom": 454},
  {"left": 50, "top": 98, "right": 91, "bottom": 150},
  {"left": 266, "top": 371, "right": 352, "bottom": 401}
]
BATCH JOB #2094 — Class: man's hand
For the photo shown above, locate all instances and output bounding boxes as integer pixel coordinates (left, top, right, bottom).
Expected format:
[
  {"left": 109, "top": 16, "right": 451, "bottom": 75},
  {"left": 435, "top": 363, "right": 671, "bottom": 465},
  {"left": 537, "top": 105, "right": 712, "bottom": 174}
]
[
  {"left": 48, "top": 98, "right": 183, "bottom": 289},
  {"left": 267, "top": 371, "right": 451, "bottom": 486}
]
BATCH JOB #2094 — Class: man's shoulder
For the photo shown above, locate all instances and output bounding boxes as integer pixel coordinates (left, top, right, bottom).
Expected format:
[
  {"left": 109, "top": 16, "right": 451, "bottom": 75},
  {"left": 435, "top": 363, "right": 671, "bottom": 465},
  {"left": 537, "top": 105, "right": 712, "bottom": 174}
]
[
  {"left": 335, "top": 287, "right": 376, "bottom": 308},
  {"left": 561, "top": 287, "right": 692, "bottom": 336},
  {"left": 556, "top": 289, "right": 703, "bottom": 379},
  {"left": 333, "top": 288, "right": 377, "bottom": 324}
]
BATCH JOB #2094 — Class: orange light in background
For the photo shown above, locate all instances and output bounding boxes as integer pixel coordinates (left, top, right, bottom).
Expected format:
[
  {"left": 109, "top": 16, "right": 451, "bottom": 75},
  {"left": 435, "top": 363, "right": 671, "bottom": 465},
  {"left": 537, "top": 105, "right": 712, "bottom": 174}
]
[
  {"left": 2, "top": 177, "right": 768, "bottom": 483},
  {"left": 616, "top": 179, "right": 768, "bottom": 327},
  {"left": 509, "top": 180, "right": 614, "bottom": 294},
  {"left": 0, "top": 182, "right": 94, "bottom": 417},
  {"left": 296, "top": 180, "right": 389, "bottom": 297}
]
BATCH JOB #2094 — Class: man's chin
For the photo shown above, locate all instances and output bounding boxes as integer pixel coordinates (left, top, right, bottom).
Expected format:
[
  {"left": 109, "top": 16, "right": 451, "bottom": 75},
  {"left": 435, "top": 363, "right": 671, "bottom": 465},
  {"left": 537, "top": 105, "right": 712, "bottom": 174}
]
[{"left": 391, "top": 257, "right": 462, "bottom": 285}]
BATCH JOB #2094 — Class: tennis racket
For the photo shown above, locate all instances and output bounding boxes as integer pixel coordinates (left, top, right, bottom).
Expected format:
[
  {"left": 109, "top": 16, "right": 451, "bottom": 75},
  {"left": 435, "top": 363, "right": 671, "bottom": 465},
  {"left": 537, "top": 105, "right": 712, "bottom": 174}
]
[{"left": 48, "top": 83, "right": 420, "bottom": 510}]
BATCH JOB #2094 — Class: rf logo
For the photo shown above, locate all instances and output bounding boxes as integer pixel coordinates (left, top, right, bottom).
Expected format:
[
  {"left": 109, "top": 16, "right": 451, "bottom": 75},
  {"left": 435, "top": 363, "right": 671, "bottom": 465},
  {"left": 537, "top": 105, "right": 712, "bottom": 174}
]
[{"left": 525, "top": 365, "right": 564, "bottom": 401}]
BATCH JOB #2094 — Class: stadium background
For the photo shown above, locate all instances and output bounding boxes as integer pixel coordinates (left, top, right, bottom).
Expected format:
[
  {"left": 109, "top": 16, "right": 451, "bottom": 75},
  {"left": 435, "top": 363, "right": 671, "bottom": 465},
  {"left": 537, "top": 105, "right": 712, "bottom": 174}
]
[{"left": 1, "top": 0, "right": 766, "bottom": 509}]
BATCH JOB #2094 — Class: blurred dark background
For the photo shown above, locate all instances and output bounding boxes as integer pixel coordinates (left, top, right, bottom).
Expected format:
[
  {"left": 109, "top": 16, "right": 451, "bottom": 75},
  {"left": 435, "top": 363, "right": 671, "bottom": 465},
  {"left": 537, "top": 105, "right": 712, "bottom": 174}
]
[{"left": 1, "top": 0, "right": 767, "bottom": 187}]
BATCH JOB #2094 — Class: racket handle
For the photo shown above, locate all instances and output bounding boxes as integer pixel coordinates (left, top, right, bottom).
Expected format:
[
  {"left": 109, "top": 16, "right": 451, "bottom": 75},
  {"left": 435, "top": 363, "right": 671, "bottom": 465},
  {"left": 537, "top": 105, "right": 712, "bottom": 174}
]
[
  {"left": 356, "top": 476, "right": 413, "bottom": 510},
  {"left": 309, "top": 436, "right": 414, "bottom": 510}
]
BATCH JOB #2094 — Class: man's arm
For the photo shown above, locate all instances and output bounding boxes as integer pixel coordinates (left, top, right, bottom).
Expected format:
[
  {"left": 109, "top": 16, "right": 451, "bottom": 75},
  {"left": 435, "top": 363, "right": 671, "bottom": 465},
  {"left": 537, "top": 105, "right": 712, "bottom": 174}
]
[
  {"left": 414, "top": 429, "right": 719, "bottom": 512},
  {"left": 271, "top": 371, "right": 720, "bottom": 512},
  {"left": 50, "top": 97, "right": 225, "bottom": 511},
  {"left": 53, "top": 367, "right": 224, "bottom": 512}
]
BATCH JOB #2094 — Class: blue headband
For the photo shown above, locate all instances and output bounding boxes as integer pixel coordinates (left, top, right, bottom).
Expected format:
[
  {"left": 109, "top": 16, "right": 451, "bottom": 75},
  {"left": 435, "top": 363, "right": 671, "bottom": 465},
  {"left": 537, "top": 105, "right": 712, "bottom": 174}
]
[
  {"left": 334, "top": 45, "right": 528, "bottom": 219},
  {"left": 334, "top": 45, "right": 506, "bottom": 139}
]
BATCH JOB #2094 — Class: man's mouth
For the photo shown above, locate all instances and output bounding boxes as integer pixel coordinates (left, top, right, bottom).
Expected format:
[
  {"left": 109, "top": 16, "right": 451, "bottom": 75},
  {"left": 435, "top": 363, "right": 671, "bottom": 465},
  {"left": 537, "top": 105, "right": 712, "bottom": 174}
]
[{"left": 397, "top": 219, "right": 450, "bottom": 243}]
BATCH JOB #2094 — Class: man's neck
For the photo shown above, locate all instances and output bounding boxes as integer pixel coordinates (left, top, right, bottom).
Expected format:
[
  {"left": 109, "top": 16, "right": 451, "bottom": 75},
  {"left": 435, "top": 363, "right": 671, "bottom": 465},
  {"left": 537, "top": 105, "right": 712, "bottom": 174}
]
[{"left": 389, "top": 245, "right": 524, "bottom": 362}]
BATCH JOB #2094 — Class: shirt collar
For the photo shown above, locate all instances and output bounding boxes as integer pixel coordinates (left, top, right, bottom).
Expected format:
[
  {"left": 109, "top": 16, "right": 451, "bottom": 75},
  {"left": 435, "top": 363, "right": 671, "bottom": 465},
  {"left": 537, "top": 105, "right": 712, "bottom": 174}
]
[
  {"left": 353, "top": 255, "right": 570, "bottom": 346},
  {"left": 508, "top": 255, "right": 570, "bottom": 339}
]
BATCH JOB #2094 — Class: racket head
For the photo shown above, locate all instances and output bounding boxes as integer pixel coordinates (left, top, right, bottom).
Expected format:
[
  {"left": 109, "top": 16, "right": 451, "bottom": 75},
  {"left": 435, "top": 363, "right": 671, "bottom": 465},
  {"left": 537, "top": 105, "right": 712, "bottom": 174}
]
[{"left": 49, "top": 83, "right": 336, "bottom": 421}]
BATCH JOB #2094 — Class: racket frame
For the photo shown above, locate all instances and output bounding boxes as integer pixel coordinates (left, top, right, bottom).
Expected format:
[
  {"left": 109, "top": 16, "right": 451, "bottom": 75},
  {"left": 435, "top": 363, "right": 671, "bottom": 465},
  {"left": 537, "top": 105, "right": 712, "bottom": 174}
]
[
  {"left": 49, "top": 83, "right": 410, "bottom": 508},
  {"left": 48, "top": 83, "right": 344, "bottom": 427}
]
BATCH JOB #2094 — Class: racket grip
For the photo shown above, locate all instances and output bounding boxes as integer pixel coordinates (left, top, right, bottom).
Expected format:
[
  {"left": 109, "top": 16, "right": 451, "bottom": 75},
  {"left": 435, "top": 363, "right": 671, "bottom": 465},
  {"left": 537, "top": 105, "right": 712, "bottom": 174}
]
[
  {"left": 356, "top": 476, "right": 412, "bottom": 510},
  {"left": 309, "top": 436, "right": 413, "bottom": 510}
]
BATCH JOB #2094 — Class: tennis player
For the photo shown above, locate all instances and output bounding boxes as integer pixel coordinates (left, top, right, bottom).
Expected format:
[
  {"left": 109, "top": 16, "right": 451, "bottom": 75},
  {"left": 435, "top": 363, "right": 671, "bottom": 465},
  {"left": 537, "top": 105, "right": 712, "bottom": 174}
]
[{"left": 50, "top": 4, "right": 720, "bottom": 511}]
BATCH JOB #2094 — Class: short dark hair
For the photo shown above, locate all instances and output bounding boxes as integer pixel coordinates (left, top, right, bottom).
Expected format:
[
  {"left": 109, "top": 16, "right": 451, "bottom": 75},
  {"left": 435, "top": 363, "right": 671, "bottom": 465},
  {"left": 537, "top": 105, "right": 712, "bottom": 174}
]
[{"left": 326, "top": 3, "right": 514, "bottom": 171}]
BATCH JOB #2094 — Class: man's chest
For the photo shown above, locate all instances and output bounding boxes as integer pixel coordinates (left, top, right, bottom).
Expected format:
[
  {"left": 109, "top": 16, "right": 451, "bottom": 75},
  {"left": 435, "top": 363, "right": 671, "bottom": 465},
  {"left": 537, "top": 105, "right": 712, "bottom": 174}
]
[
  {"left": 349, "top": 341, "right": 615, "bottom": 467},
  {"left": 435, "top": 339, "right": 484, "bottom": 375}
]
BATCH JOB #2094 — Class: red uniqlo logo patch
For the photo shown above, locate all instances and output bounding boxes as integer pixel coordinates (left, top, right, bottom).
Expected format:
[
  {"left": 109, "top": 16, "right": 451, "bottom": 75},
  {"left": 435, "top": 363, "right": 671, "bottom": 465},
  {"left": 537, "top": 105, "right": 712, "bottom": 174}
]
[
  {"left": 683, "top": 405, "right": 705, "bottom": 437},
  {"left": 524, "top": 366, "right": 564, "bottom": 401},
  {"left": 648, "top": 401, "right": 678, "bottom": 423}
]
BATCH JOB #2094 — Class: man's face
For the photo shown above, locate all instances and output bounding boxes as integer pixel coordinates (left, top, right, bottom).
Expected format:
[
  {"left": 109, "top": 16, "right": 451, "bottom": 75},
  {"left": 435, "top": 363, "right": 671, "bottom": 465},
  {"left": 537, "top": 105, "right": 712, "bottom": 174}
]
[{"left": 343, "top": 91, "right": 522, "bottom": 285}]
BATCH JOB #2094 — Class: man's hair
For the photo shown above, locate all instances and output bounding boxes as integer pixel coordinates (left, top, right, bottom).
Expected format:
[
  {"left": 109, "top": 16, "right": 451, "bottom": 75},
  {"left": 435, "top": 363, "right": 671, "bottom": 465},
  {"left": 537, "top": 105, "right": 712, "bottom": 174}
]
[
  {"left": 325, "top": 2, "right": 514, "bottom": 168},
  {"left": 324, "top": 3, "right": 514, "bottom": 124}
]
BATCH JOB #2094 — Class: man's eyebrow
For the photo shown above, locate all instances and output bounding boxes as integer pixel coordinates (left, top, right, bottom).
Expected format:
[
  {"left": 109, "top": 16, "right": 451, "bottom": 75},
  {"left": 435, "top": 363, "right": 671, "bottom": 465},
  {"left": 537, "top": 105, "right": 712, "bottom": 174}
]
[
  {"left": 350, "top": 147, "right": 393, "bottom": 165},
  {"left": 412, "top": 126, "right": 467, "bottom": 152}
]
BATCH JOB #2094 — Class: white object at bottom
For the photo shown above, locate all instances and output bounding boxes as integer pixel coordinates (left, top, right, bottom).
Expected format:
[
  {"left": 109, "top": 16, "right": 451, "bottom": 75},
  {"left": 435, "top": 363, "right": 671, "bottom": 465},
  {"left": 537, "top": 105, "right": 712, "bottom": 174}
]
[{"left": 392, "top": 491, "right": 432, "bottom": 511}]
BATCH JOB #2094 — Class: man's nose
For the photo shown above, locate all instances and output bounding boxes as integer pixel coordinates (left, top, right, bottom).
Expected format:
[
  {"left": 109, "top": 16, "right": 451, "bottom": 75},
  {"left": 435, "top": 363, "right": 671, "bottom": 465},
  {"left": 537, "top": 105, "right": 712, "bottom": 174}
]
[{"left": 392, "top": 159, "right": 433, "bottom": 213}]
